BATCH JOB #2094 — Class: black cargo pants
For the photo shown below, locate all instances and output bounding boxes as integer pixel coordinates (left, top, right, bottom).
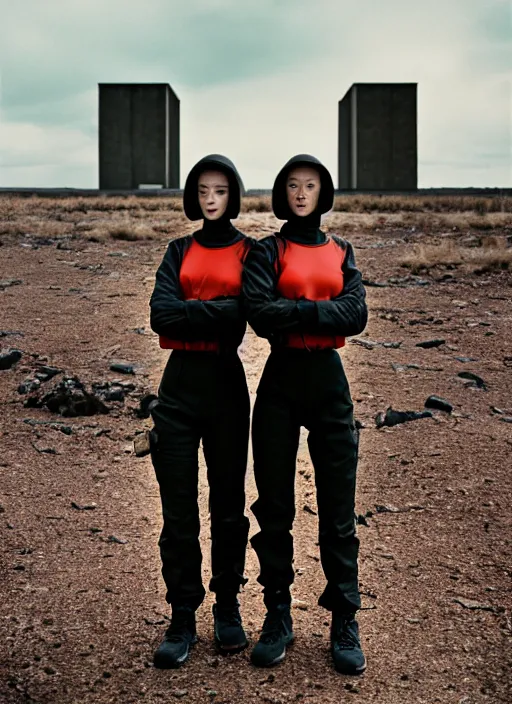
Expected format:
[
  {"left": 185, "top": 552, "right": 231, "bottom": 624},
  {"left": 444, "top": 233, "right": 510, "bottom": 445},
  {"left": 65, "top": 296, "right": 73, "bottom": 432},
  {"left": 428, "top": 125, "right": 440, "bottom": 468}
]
[
  {"left": 150, "top": 350, "right": 250, "bottom": 610},
  {"left": 251, "top": 348, "right": 361, "bottom": 613}
]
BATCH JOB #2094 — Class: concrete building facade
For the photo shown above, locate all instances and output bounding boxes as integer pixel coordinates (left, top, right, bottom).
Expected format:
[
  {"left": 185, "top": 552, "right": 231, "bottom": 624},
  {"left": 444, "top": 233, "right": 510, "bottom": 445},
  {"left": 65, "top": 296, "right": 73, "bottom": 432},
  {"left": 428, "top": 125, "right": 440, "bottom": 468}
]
[
  {"left": 338, "top": 83, "right": 417, "bottom": 191},
  {"left": 99, "top": 83, "right": 180, "bottom": 189}
]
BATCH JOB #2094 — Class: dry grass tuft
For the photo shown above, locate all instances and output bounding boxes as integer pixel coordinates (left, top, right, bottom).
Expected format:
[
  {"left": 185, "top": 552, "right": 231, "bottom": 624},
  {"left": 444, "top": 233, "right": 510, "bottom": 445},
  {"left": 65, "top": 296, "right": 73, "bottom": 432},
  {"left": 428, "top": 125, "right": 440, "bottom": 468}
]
[
  {"left": 332, "top": 194, "right": 512, "bottom": 214},
  {"left": 108, "top": 222, "right": 156, "bottom": 241},
  {"left": 400, "top": 236, "right": 512, "bottom": 273},
  {"left": 241, "top": 196, "right": 272, "bottom": 213}
]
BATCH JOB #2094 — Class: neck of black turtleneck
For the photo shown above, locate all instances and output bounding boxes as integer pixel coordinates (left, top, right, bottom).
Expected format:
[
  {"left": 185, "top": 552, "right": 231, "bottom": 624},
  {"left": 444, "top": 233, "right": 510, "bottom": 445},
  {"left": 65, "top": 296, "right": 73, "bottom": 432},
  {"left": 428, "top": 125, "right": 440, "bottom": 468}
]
[
  {"left": 280, "top": 212, "right": 326, "bottom": 245},
  {"left": 194, "top": 216, "right": 239, "bottom": 247}
]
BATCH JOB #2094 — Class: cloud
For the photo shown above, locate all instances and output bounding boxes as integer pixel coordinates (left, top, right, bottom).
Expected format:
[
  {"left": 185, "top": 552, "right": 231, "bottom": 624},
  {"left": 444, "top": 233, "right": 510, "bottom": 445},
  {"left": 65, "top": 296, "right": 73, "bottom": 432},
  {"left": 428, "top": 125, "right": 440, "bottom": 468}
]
[{"left": 0, "top": 0, "right": 510, "bottom": 188}]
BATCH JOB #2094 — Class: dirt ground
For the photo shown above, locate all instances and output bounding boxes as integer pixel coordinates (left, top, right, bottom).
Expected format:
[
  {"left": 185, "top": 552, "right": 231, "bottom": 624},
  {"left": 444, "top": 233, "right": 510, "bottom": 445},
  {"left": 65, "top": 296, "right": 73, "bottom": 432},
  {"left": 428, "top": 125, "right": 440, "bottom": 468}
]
[{"left": 1, "top": 203, "right": 511, "bottom": 704}]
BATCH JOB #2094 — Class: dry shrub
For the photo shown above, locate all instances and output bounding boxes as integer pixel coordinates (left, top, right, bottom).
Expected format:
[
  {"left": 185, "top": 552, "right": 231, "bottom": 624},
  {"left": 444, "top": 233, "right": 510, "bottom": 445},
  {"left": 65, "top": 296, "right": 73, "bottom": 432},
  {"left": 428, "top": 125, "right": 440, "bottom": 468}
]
[
  {"left": 108, "top": 222, "right": 156, "bottom": 241},
  {"left": 241, "top": 196, "right": 271, "bottom": 213},
  {"left": 332, "top": 194, "right": 512, "bottom": 214},
  {"left": 401, "top": 236, "right": 511, "bottom": 273}
]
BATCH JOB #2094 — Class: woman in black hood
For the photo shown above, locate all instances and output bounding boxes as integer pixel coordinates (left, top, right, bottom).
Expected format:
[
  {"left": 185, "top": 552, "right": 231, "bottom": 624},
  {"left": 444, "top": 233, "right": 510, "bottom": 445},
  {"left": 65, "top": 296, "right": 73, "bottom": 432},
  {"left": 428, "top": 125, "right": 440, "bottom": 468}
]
[
  {"left": 149, "top": 155, "right": 253, "bottom": 668},
  {"left": 243, "top": 155, "right": 368, "bottom": 675}
]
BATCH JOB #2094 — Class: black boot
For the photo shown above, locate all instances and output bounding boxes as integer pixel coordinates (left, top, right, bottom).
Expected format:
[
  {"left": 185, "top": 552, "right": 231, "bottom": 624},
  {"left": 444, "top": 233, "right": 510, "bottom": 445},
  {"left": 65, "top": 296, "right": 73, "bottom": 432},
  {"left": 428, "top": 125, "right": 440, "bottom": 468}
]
[
  {"left": 330, "top": 613, "right": 366, "bottom": 675},
  {"left": 251, "top": 605, "right": 294, "bottom": 667},
  {"left": 153, "top": 606, "right": 197, "bottom": 669},
  {"left": 213, "top": 599, "right": 248, "bottom": 654}
]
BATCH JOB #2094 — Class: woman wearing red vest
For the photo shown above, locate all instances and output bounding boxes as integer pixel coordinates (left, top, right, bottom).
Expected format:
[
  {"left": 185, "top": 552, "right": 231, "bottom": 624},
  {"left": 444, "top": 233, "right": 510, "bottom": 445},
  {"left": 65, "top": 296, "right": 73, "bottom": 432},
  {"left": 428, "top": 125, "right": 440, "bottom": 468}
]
[
  {"left": 149, "top": 155, "right": 252, "bottom": 668},
  {"left": 243, "top": 155, "right": 368, "bottom": 675}
]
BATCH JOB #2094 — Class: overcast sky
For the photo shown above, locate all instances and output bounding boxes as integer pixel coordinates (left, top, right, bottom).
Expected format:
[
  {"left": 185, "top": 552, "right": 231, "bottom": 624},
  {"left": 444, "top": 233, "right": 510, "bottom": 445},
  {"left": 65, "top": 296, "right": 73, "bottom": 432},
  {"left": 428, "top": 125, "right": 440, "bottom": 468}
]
[{"left": 0, "top": 0, "right": 510, "bottom": 188}]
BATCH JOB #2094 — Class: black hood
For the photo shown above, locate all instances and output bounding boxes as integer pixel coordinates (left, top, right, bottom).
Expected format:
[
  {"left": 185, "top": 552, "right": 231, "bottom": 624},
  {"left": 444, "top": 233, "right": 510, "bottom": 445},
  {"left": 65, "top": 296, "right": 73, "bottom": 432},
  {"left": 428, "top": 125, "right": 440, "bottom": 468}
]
[
  {"left": 272, "top": 154, "right": 334, "bottom": 221},
  {"left": 183, "top": 154, "right": 245, "bottom": 221}
]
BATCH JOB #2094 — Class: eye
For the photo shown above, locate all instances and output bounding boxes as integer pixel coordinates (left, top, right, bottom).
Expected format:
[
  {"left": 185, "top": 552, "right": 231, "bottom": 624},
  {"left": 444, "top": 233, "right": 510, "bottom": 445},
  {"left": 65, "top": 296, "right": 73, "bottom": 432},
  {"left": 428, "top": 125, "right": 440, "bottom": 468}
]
[
  {"left": 307, "top": 183, "right": 316, "bottom": 189},
  {"left": 216, "top": 189, "right": 227, "bottom": 195},
  {"left": 288, "top": 183, "right": 297, "bottom": 189}
]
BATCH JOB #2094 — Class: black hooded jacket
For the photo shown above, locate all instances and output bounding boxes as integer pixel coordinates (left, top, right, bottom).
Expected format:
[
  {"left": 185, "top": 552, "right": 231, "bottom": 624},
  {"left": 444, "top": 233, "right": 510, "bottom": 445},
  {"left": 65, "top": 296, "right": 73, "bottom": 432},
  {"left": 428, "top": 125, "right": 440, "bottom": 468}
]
[
  {"left": 242, "top": 154, "right": 367, "bottom": 347},
  {"left": 150, "top": 155, "right": 253, "bottom": 350}
]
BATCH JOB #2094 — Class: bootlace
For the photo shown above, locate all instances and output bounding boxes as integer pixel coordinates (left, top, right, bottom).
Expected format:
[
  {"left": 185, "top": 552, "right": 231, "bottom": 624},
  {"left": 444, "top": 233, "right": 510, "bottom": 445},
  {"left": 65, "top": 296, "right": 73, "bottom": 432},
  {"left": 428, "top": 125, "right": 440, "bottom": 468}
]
[
  {"left": 164, "top": 610, "right": 193, "bottom": 643},
  {"left": 334, "top": 616, "right": 358, "bottom": 650},
  {"left": 260, "top": 610, "right": 286, "bottom": 645}
]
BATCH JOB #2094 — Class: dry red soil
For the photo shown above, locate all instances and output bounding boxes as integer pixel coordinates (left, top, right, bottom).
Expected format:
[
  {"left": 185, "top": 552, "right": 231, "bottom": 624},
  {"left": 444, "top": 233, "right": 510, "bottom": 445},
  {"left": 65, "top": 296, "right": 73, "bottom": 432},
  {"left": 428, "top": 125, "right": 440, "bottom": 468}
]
[{"left": 1, "top": 207, "right": 511, "bottom": 704}]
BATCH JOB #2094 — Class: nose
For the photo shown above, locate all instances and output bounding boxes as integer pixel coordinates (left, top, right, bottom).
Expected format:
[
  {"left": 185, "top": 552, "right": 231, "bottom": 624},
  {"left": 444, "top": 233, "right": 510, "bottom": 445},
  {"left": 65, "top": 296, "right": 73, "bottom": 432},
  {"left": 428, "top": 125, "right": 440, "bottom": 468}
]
[
  {"left": 297, "top": 186, "right": 305, "bottom": 200},
  {"left": 206, "top": 189, "right": 215, "bottom": 204}
]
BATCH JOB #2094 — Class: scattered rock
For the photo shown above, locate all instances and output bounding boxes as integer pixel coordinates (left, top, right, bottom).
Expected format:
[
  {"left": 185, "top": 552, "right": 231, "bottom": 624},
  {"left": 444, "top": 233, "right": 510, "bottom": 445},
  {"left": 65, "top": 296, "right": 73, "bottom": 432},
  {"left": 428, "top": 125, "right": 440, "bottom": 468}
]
[
  {"left": 344, "top": 682, "right": 360, "bottom": 693},
  {"left": 109, "top": 362, "right": 135, "bottom": 375},
  {"left": 387, "top": 275, "right": 429, "bottom": 287},
  {"left": 0, "top": 349, "right": 23, "bottom": 370},
  {"left": 24, "top": 376, "right": 110, "bottom": 416},
  {"left": 0, "top": 279, "right": 23, "bottom": 289},
  {"left": 357, "top": 514, "right": 370, "bottom": 526},
  {"left": 490, "top": 406, "right": 509, "bottom": 415},
  {"left": 0, "top": 330, "right": 24, "bottom": 338},
  {"left": 291, "top": 599, "right": 308, "bottom": 611},
  {"left": 362, "top": 278, "right": 387, "bottom": 288},
  {"left": 351, "top": 339, "right": 402, "bottom": 350},
  {"left": 144, "top": 617, "right": 166, "bottom": 625},
  {"left": 457, "top": 371, "right": 487, "bottom": 390},
  {"left": 107, "top": 535, "right": 128, "bottom": 544},
  {"left": 71, "top": 502, "right": 97, "bottom": 511},
  {"left": 375, "top": 504, "right": 400, "bottom": 514},
  {"left": 382, "top": 341, "right": 402, "bottom": 349},
  {"left": 35, "top": 366, "right": 62, "bottom": 382},
  {"left": 453, "top": 598, "right": 495, "bottom": 612},
  {"left": 375, "top": 504, "right": 425, "bottom": 514},
  {"left": 350, "top": 339, "right": 379, "bottom": 350},
  {"left": 455, "top": 356, "right": 477, "bottom": 363},
  {"left": 23, "top": 419, "right": 72, "bottom": 434},
  {"left": 416, "top": 339, "right": 445, "bottom": 349},
  {"left": 499, "top": 417, "right": 512, "bottom": 424},
  {"left": 392, "top": 363, "right": 420, "bottom": 372},
  {"left": 303, "top": 505, "right": 317, "bottom": 516},
  {"left": 375, "top": 407, "right": 433, "bottom": 428},
  {"left": 172, "top": 690, "right": 188, "bottom": 699},
  {"left": 92, "top": 380, "right": 135, "bottom": 402},
  {"left": 425, "top": 396, "right": 453, "bottom": 413},
  {"left": 31, "top": 443, "right": 57, "bottom": 454}
]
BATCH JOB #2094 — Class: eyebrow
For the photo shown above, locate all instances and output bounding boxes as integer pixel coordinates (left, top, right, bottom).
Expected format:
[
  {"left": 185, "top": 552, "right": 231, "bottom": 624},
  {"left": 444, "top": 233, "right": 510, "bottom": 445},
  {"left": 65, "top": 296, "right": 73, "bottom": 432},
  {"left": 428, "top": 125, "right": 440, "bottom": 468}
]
[
  {"left": 198, "top": 183, "right": 229, "bottom": 188},
  {"left": 287, "top": 178, "right": 318, "bottom": 183}
]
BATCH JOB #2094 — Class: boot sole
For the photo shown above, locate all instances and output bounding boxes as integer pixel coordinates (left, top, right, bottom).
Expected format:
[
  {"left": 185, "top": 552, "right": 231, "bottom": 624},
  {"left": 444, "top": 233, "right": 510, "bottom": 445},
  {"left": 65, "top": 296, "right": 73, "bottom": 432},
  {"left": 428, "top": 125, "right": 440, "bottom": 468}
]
[
  {"left": 251, "top": 633, "right": 294, "bottom": 667},
  {"left": 333, "top": 655, "right": 367, "bottom": 676},
  {"left": 215, "top": 636, "right": 249, "bottom": 655},
  {"left": 153, "top": 636, "right": 198, "bottom": 669}
]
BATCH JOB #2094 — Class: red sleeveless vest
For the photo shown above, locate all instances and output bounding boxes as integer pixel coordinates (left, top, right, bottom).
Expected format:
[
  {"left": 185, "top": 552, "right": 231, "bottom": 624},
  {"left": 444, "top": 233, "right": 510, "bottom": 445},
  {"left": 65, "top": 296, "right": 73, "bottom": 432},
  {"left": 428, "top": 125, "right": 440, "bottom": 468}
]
[
  {"left": 276, "top": 238, "right": 347, "bottom": 350},
  {"left": 160, "top": 238, "right": 247, "bottom": 351}
]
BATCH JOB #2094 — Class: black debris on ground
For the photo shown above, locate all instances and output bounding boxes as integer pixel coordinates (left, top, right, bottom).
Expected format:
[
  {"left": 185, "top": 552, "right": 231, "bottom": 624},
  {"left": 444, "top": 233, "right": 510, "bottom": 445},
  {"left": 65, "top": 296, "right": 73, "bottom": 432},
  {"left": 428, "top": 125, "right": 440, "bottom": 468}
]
[
  {"left": 0, "top": 349, "right": 23, "bottom": 370},
  {"left": 375, "top": 407, "right": 433, "bottom": 429},
  {"left": 425, "top": 396, "right": 454, "bottom": 413}
]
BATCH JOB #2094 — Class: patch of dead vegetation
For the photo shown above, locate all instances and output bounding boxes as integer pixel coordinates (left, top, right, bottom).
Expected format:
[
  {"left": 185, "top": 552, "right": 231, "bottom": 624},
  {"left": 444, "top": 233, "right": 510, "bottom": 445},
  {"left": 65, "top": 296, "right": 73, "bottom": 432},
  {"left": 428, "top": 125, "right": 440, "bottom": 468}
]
[
  {"left": 332, "top": 194, "right": 512, "bottom": 213},
  {"left": 400, "top": 235, "right": 512, "bottom": 273}
]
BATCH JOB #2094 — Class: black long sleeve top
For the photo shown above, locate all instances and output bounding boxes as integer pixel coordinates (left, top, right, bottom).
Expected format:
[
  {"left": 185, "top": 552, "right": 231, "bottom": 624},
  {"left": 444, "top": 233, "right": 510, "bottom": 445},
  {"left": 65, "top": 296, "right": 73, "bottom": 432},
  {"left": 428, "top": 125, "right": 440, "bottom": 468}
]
[
  {"left": 150, "top": 226, "right": 253, "bottom": 352},
  {"left": 242, "top": 232, "right": 367, "bottom": 350}
]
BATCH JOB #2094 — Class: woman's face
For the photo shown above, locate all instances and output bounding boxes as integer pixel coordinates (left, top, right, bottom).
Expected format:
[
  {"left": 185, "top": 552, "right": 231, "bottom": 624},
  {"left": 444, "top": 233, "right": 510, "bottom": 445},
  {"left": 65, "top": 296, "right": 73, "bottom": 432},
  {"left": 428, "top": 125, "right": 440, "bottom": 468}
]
[
  {"left": 286, "top": 166, "right": 321, "bottom": 217},
  {"left": 198, "top": 170, "right": 230, "bottom": 220}
]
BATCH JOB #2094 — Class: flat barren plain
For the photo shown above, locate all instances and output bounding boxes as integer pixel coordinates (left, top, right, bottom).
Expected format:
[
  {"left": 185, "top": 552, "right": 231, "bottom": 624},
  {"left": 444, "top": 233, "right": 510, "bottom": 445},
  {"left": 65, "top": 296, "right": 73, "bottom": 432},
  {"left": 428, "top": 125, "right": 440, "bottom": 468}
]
[{"left": 1, "top": 194, "right": 511, "bottom": 703}]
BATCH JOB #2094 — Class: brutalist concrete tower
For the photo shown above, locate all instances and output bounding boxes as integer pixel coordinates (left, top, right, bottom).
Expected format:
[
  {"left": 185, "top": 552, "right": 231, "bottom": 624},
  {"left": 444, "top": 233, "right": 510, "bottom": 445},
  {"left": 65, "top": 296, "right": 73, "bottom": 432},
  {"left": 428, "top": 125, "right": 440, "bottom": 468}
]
[
  {"left": 99, "top": 83, "right": 180, "bottom": 189},
  {"left": 338, "top": 83, "right": 417, "bottom": 190}
]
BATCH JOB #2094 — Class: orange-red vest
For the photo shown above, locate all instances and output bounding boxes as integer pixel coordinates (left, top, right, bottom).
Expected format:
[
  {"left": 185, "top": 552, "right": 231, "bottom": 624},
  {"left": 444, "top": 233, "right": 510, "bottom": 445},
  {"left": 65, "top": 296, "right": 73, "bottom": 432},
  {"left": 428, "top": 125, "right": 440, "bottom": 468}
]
[
  {"left": 276, "top": 238, "right": 347, "bottom": 350},
  {"left": 160, "top": 238, "right": 247, "bottom": 351}
]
